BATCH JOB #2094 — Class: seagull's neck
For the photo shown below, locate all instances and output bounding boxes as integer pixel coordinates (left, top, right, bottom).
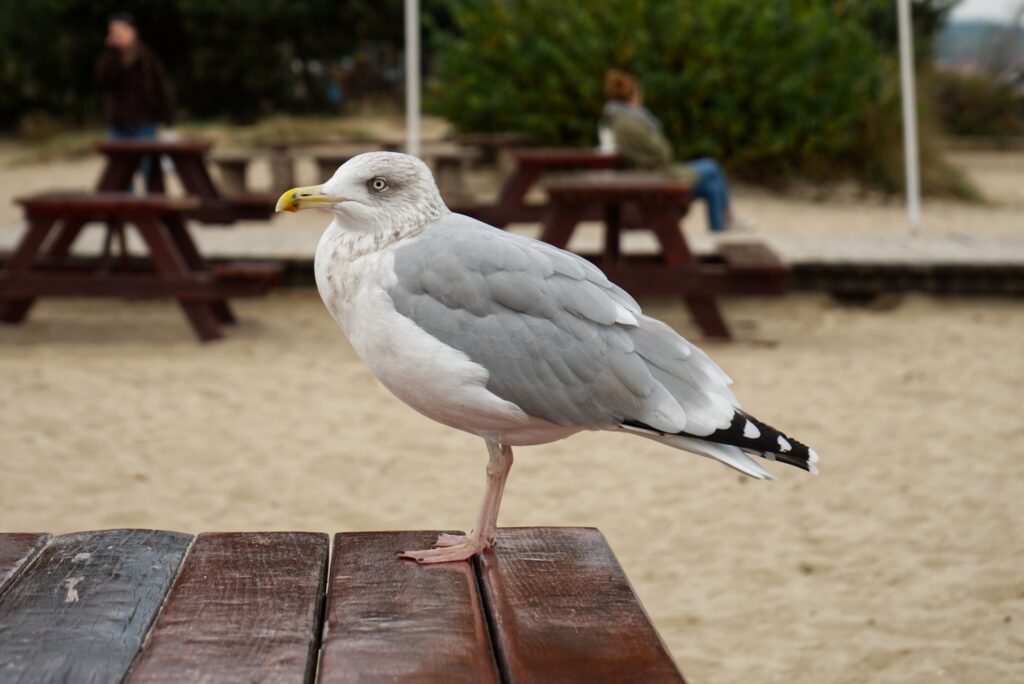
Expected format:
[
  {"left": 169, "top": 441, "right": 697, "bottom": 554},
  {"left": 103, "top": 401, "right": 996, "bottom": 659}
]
[{"left": 326, "top": 201, "right": 449, "bottom": 260}]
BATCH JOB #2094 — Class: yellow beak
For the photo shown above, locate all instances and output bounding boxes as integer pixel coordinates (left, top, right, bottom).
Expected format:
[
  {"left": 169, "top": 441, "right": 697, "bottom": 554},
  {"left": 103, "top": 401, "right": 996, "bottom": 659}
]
[{"left": 275, "top": 185, "right": 345, "bottom": 213}]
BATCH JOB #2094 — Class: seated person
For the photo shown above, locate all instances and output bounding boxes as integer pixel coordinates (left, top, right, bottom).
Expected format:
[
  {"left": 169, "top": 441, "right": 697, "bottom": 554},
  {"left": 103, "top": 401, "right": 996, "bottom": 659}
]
[{"left": 599, "top": 70, "right": 749, "bottom": 233}]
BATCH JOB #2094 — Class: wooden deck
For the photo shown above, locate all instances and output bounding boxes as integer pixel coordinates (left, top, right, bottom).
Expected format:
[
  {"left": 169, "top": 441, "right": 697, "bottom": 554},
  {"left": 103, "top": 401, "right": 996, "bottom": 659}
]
[{"left": 0, "top": 528, "right": 684, "bottom": 683}]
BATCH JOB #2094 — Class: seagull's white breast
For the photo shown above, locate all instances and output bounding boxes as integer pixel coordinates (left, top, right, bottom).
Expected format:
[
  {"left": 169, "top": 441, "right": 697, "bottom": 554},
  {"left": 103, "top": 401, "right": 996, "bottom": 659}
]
[{"left": 314, "top": 223, "right": 576, "bottom": 445}]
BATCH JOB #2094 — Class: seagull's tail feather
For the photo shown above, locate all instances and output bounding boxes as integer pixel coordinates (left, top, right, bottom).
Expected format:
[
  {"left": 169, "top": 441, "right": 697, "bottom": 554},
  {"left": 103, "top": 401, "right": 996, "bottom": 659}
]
[
  {"left": 621, "top": 411, "right": 819, "bottom": 478},
  {"left": 620, "top": 425, "right": 777, "bottom": 480}
]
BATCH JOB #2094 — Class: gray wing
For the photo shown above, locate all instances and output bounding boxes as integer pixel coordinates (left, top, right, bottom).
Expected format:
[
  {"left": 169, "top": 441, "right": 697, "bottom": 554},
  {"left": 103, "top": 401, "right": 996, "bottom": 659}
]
[{"left": 387, "top": 212, "right": 736, "bottom": 436}]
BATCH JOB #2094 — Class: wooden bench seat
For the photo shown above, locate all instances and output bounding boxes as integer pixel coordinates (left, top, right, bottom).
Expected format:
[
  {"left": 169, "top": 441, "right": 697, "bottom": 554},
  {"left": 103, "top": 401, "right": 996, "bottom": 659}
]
[{"left": 0, "top": 529, "right": 685, "bottom": 682}]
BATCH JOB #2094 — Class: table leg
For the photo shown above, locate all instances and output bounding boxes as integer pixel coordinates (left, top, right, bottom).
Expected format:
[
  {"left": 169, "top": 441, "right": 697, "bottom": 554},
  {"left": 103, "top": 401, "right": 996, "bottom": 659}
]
[
  {"left": 539, "top": 203, "right": 583, "bottom": 250},
  {"left": 171, "top": 154, "right": 220, "bottom": 199},
  {"left": 0, "top": 216, "right": 58, "bottom": 323},
  {"left": 146, "top": 155, "right": 166, "bottom": 193},
  {"left": 132, "top": 214, "right": 222, "bottom": 341},
  {"left": 97, "top": 156, "right": 141, "bottom": 192},
  {"left": 603, "top": 203, "right": 621, "bottom": 269},
  {"left": 646, "top": 204, "right": 731, "bottom": 340},
  {"left": 43, "top": 218, "right": 87, "bottom": 261},
  {"left": 163, "top": 214, "right": 236, "bottom": 324},
  {"left": 493, "top": 167, "right": 541, "bottom": 228}
]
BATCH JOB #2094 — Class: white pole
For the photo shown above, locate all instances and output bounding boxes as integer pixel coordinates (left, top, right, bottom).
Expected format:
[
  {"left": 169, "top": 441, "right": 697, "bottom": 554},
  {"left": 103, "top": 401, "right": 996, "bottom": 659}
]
[
  {"left": 897, "top": 0, "right": 921, "bottom": 234},
  {"left": 404, "top": 0, "right": 421, "bottom": 157}
]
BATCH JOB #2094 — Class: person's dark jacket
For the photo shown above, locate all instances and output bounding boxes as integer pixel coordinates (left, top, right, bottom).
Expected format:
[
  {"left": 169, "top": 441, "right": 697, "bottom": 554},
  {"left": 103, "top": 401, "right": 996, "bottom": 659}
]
[{"left": 96, "top": 45, "right": 175, "bottom": 129}]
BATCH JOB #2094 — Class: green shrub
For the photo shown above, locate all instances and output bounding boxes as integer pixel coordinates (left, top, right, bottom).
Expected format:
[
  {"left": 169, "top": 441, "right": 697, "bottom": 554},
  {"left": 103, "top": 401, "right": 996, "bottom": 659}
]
[
  {"left": 429, "top": 0, "right": 964, "bottom": 191},
  {"left": 929, "top": 69, "right": 1024, "bottom": 138}
]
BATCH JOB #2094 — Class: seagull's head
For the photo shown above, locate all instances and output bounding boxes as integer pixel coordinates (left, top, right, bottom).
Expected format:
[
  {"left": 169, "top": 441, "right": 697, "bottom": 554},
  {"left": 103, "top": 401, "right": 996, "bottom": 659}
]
[{"left": 275, "top": 151, "right": 449, "bottom": 233}]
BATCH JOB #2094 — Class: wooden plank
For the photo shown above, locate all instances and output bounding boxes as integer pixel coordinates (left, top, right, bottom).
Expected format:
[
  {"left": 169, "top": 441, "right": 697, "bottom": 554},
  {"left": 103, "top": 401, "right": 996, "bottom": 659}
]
[
  {"left": 127, "top": 532, "right": 328, "bottom": 684},
  {"left": 0, "top": 529, "right": 192, "bottom": 682},
  {"left": 319, "top": 531, "right": 499, "bottom": 684},
  {"left": 16, "top": 192, "right": 201, "bottom": 214},
  {"left": 477, "top": 527, "right": 684, "bottom": 683},
  {"left": 0, "top": 534, "right": 50, "bottom": 597}
]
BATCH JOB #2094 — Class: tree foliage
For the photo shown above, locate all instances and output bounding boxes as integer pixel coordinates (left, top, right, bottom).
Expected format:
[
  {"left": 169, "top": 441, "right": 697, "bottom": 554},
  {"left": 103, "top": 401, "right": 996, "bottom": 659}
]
[
  {"left": 429, "top": 0, "right": 957, "bottom": 183},
  {"left": 0, "top": 0, "right": 412, "bottom": 127}
]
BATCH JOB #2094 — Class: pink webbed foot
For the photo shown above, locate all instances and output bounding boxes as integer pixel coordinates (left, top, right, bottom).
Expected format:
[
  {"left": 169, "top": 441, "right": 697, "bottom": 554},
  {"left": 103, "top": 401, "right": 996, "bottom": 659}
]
[{"left": 398, "top": 535, "right": 490, "bottom": 564}]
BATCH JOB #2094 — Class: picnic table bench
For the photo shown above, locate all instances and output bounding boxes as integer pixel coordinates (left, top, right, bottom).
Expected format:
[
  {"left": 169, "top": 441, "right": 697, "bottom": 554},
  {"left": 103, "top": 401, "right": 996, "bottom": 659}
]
[
  {"left": 0, "top": 528, "right": 684, "bottom": 682},
  {"left": 96, "top": 139, "right": 278, "bottom": 224},
  {"left": 543, "top": 173, "right": 788, "bottom": 340},
  {"left": 452, "top": 148, "right": 623, "bottom": 227},
  {"left": 0, "top": 193, "right": 280, "bottom": 341}
]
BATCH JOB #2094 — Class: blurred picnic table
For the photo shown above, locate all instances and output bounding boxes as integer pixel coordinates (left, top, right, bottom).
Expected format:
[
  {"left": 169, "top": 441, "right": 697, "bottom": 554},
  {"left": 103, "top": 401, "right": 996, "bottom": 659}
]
[
  {"left": 0, "top": 139, "right": 284, "bottom": 341},
  {"left": 0, "top": 193, "right": 278, "bottom": 341},
  {"left": 0, "top": 528, "right": 685, "bottom": 683},
  {"left": 95, "top": 139, "right": 278, "bottom": 224}
]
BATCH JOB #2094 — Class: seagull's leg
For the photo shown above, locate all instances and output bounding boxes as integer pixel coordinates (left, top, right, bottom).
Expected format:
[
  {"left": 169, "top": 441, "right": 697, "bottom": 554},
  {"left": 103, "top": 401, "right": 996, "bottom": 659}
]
[
  {"left": 399, "top": 439, "right": 513, "bottom": 564},
  {"left": 435, "top": 442, "right": 513, "bottom": 548},
  {"left": 481, "top": 443, "right": 513, "bottom": 546}
]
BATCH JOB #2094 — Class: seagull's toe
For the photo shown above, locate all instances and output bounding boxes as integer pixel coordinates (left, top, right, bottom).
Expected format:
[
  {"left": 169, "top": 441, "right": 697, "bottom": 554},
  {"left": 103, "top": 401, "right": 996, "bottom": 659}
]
[{"left": 398, "top": 537, "right": 485, "bottom": 564}]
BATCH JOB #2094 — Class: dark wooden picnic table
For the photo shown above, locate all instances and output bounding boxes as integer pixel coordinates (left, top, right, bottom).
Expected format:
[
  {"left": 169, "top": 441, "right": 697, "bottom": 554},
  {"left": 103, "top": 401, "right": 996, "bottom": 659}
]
[
  {"left": 0, "top": 193, "right": 279, "bottom": 341},
  {"left": 452, "top": 148, "right": 623, "bottom": 227},
  {"left": 95, "top": 139, "right": 278, "bottom": 224},
  {"left": 0, "top": 528, "right": 684, "bottom": 683}
]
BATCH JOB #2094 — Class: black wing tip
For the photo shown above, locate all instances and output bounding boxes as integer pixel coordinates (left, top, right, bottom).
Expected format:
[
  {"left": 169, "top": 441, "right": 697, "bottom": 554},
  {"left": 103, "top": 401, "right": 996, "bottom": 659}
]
[{"left": 621, "top": 413, "right": 820, "bottom": 474}]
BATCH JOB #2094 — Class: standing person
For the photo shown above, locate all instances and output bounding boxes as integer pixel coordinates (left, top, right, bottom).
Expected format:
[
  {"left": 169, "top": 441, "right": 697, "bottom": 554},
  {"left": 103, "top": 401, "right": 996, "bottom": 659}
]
[
  {"left": 599, "top": 70, "right": 750, "bottom": 233},
  {"left": 96, "top": 12, "right": 175, "bottom": 175}
]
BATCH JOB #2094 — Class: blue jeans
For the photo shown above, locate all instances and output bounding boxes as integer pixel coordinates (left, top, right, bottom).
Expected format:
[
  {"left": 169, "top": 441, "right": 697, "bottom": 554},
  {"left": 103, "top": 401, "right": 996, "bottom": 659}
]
[
  {"left": 689, "top": 158, "right": 730, "bottom": 232},
  {"left": 108, "top": 122, "right": 158, "bottom": 184}
]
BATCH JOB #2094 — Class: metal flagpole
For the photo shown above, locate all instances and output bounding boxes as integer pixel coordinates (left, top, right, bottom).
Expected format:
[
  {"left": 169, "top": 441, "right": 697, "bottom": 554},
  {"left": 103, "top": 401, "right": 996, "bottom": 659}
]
[
  {"left": 404, "top": 0, "right": 421, "bottom": 158},
  {"left": 897, "top": 0, "right": 921, "bottom": 234}
]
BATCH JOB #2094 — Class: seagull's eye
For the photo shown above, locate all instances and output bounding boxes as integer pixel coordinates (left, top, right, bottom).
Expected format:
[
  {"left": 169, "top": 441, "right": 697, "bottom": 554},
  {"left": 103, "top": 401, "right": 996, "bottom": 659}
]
[{"left": 370, "top": 177, "right": 388, "bottom": 192}]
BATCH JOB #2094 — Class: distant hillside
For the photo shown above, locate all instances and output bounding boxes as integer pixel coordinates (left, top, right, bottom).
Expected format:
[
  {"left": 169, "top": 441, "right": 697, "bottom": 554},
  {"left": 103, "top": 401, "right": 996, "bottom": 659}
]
[{"left": 936, "top": 20, "right": 1024, "bottom": 70}]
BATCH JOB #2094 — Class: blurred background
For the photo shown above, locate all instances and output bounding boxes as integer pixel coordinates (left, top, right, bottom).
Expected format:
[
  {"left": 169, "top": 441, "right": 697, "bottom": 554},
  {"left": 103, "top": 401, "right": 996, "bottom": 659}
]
[{"left": 0, "top": 2, "right": 1022, "bottom": 682}]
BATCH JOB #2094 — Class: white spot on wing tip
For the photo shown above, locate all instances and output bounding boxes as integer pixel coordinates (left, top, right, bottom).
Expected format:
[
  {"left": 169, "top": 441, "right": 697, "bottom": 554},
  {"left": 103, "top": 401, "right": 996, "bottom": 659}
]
[
  {"left": 777, "top": 436, "right": 792, "bottom": 452},
  {"left": 808, "top": 448, "right": 820, "bottom": 464},
  {"left": 743, "top": 420, "right": 760, "bottom": 439},
  {"left": 808, "top": 463, "right": 819, "bottom": 475}
]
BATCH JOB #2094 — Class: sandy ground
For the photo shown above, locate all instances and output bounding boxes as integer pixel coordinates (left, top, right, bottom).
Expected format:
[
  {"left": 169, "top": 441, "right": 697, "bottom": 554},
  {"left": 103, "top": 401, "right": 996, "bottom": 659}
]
[
  {"left": 0, "top": 140, "right": 1022, "bottom": 681},
  {"left": 1, "top": 291, "right": 1022, "bottom": 683}
]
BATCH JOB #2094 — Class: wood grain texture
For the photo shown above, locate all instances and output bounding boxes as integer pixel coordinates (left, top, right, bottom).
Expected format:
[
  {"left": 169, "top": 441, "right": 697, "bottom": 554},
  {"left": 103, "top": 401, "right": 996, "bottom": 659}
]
[
  {"left": 0, "top": 533, "right": 50, "bottom": 597},
  {"left": 126, "top": 532, "right": 328, "bottom": 684},
  {"left": 0, "top": 529, "right": 192, "bottom": 682},
  {"left": 318, "top": 531, "right": 499, "bottom": 684},
  {"left": 478, "top": 527, "right": 685, "bottom": 683}
]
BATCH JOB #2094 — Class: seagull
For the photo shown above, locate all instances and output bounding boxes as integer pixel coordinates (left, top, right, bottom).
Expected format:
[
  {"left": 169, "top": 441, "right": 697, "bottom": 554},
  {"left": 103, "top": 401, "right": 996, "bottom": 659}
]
[{"left": 276, "top": 152, "right": 818, "bottom": 564}]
